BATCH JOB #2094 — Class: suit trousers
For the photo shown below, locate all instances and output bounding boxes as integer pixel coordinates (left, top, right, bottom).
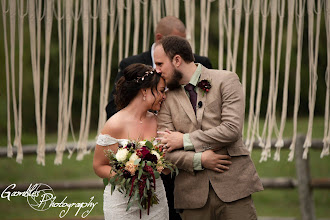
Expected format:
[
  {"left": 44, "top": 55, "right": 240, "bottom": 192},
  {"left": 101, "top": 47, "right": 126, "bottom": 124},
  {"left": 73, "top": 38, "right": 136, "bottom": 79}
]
[
  {"left": 161, "top": 174, "right": 181, "bottom": 220},
  {"left": 179, "top": 184, "right": 257, "bottom": 220}
]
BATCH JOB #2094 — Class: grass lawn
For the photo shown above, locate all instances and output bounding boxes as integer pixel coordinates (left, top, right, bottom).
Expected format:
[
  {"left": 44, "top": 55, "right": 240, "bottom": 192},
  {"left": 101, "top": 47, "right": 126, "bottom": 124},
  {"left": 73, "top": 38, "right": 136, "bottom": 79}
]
[{"left": 0, "top": 117, "right": 329, "bottom": 219}]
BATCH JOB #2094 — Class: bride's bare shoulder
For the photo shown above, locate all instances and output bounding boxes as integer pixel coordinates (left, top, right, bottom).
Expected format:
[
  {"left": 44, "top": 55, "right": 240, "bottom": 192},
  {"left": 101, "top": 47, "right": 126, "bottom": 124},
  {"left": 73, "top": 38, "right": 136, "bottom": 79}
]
[{"left": 101, "top": 112, "right": 126, "bottom": 136}]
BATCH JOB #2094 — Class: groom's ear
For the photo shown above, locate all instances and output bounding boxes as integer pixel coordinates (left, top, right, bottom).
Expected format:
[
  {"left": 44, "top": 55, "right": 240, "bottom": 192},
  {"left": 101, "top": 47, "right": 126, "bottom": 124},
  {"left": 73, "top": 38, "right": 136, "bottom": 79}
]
[{"left": 172, "top": 55, "right": 182, "bottom": 68}]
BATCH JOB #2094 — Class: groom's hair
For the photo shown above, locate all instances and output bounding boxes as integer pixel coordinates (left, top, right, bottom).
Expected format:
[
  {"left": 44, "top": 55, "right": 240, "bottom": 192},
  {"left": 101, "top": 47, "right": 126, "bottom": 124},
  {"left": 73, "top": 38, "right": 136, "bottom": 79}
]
[
  {"left": 115, "top": 64, "right": 162, "bottom": 110},
  {"left": 158, "top": 36, "right": 195, "bottom": 63}
]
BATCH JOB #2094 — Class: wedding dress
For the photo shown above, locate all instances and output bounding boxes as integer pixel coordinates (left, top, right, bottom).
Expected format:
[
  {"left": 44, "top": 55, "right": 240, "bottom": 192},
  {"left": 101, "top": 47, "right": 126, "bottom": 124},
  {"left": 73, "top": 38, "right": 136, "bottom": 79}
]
[{"left": 96, "top": 134, "right": 169, "bottom": 220}]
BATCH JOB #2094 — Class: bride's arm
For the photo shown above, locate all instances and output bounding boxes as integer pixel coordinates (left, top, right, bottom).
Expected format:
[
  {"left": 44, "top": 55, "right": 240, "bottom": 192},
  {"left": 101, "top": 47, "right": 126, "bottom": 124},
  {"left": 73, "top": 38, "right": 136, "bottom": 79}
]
[
  {"left": 93, "top": 144, "right": 118, "bottom": 179},
  {"left": 93, "top": 117, "right": 122, "bottom": 179}
]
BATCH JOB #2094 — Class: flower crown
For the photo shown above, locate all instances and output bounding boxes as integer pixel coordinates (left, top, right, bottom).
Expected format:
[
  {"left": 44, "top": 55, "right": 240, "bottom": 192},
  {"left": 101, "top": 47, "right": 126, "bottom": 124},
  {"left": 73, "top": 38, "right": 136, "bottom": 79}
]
[{"left": 133, "top": 69, "right": 159, "bottom": 83}]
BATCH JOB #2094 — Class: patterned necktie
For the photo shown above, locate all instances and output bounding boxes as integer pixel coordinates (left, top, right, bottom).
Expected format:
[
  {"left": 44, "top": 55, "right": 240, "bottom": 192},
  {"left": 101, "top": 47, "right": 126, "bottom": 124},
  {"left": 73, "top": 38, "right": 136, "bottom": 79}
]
[{"left": 184, "top": 83, "right": 197, "bottom": 113}]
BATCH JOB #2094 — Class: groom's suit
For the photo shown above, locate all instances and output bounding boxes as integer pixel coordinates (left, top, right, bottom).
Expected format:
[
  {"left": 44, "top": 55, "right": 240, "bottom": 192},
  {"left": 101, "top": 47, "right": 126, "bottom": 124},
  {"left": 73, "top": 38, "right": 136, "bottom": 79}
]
[{"left": 157, "top": 66, "right": 263, "bottom": 209}]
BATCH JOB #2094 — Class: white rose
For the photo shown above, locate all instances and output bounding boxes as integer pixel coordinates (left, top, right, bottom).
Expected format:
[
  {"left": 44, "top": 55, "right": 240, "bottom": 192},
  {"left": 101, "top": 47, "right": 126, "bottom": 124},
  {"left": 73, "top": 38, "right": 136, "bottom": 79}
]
[
  {"left": 151, "top": 150, "right": 161, "bottom": 160},
  {"left": 138, "top": 140, "right": 147, "bottom": 146},
  {"left": 152, "top": 139, "right": 159, "bottom": 146},
  {"left": 129, "top": 152, "right": 139, "bottom": 162},
  {"left": 116, "top": 148, "right": 129, "bottom": 162},
  {"left": 120, "top": 140, "right": 129, "bottom": 147}
]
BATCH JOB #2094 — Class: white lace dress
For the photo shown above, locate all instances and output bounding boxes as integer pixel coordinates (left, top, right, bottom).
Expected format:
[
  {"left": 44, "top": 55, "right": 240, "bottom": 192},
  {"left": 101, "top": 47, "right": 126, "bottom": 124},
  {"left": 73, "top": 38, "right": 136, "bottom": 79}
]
[{"left": 96, "top": 134, "right": 169, "bottom": 220}]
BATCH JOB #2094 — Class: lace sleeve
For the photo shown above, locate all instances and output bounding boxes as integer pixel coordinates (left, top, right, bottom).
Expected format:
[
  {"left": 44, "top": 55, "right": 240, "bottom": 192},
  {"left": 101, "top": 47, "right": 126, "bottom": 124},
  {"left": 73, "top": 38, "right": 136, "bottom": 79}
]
[{"left": 96, "top": 134, "right": 119, "bottom": 146}]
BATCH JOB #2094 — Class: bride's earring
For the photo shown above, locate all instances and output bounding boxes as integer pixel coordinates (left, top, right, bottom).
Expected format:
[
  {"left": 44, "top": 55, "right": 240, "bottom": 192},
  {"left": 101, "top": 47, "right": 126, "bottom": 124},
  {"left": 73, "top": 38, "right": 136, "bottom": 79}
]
[{"left": 142, "top": 89, "right": 147, "bottom": 101}]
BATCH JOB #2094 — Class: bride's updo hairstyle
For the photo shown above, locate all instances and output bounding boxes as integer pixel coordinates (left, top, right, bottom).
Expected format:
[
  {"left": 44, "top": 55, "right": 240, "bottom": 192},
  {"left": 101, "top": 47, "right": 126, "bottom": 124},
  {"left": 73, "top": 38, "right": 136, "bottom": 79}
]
[{"left": 115, "top": 63, "right": 162, "bottom": 110}]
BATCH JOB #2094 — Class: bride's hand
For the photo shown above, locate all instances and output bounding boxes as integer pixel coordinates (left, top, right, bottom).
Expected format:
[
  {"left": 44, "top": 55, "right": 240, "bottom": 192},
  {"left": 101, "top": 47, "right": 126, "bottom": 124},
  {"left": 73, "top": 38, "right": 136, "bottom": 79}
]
[{"left": 156, "top": 129, "right": 184, "bottom": 152}]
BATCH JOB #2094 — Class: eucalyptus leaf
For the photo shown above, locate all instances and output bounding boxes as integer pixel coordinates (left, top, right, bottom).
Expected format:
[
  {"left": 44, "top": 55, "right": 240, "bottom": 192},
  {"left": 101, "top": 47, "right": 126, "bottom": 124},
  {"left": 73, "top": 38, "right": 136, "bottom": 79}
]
[
  {"left": 154, "top": 171, "right": 160, "bottom": 179},
  {"left": 175, "top": 167, "right": 179, "bottom": 175},
  {"left": 133, "top": 190, "right": 138, "bottom": 200},
  {"left": 144, "top": 187, "right": 147, "bottom": 197},
  {"left": 126, "top": 201, "right": 133, "bottom": 211},
  {"left": 137, "top": 200, "right": 143, "bottom": 210},
  {"left": 109, "top": 177, "right": 115, "bottom": 184},
  {"left": 121, "top": 178, "right": 126, "bottom": 185},
  {"left": 146, "top": 178, "right": 150, "bottom": 190},
  {"left": 138, "top": 168, "right": 143, "bottom": 179},
  {"left": 103, "top": 178, "right": 108, "bottom": 187},
  {"left": 145, "top": 141, "right": 153, "bottom": 149},
  {"left": 134, "top": 158, "right": 141, "bottom": 165}
]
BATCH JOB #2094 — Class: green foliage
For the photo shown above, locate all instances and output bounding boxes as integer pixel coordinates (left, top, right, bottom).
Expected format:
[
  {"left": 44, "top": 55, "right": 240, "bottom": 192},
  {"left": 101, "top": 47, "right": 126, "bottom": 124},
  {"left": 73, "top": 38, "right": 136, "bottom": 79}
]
[
  {"left": 0, "top": 1, "right": 328, "bottom": 136},
  {"left": 145, "top": 141, "right": 154, "bottom": 150},
  {"left": 103, "top": 178, "right": 108, "bottom": 187}
]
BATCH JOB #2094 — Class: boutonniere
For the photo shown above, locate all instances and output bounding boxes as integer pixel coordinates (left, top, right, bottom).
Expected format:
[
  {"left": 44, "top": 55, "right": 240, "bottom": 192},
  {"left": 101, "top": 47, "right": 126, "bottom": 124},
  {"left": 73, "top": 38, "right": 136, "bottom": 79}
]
[{"left": 197, "top": 79, "right": 212, "bottom": 96}]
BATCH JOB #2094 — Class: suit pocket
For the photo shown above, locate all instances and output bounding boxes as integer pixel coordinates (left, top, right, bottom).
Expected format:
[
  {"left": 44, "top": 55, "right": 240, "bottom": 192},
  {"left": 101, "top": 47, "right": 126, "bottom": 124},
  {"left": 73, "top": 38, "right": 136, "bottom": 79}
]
[{"left": 227, "top": 139, "right": 250, "bottom": 156}]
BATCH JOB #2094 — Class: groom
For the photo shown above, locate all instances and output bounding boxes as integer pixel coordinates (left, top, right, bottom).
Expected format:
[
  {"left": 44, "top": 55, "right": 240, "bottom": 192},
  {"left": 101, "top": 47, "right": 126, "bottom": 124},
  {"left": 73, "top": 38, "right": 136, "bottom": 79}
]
[{"left": 155, "top": 36, "right": 263, "bottom": 219}]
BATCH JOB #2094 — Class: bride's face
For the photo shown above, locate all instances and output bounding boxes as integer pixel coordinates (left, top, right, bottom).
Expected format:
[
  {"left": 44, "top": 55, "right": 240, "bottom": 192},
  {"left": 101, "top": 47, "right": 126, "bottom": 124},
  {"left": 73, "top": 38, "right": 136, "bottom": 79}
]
[{"left": 148, "top": 77, "right": 166, "bottom": 111}]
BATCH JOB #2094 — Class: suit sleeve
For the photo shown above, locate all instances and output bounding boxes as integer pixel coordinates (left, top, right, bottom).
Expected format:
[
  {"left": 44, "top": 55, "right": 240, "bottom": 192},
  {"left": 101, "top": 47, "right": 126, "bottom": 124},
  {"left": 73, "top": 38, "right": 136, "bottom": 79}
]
[
  {"left": 157, "top": 99, "right": 196, "bottom": 174},
  {"left": 194, "top": 55, "right": 213, "bottom": 69},
  {"left": 189, "top": 73, "right": 245, "bottom": 153},
  {"left": 201, "top": 57, "right": 212, "bottom": 69},
  {"left": 106, "top": 52, "right": 152, "bottom": 119},
  {"left": 105, "top": 61, "right": 128, "bottom": 119}
]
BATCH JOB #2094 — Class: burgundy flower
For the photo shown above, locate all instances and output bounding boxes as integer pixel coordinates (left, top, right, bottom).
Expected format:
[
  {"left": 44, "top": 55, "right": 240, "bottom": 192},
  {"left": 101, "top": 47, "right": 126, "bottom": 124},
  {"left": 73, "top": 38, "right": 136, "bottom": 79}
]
[
  {"left": 197, "top": 79, "right": 212, "bottom": 93},
  {"left": 123, "top": 170, "right": 132, "bottom": 179},
  {"left": 126, "top": 142, "right": 136, "bottom": 150},
  {"left": 139, "top": 147, "right": 150, "bottom": 159},
  {"left": 114, "top": 162, "right": 121, "bottom": 170},
  {"left": 143, "top": 153, "right": 158, "bottom": 163}
]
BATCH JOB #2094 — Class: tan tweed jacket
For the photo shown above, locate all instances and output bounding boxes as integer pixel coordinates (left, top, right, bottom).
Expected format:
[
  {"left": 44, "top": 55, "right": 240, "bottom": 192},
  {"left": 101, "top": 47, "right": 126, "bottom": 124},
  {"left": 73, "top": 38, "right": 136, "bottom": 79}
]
[{"left": 157, "top": 66, "right": 263, "bottom": 209}]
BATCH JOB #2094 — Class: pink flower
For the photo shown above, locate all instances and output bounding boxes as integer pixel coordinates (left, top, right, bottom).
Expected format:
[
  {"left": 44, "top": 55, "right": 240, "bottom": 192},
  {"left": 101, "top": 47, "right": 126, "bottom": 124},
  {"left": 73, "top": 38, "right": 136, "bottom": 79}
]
[{"left": 125, "top": 161, "right": 138, "bottom": 176}]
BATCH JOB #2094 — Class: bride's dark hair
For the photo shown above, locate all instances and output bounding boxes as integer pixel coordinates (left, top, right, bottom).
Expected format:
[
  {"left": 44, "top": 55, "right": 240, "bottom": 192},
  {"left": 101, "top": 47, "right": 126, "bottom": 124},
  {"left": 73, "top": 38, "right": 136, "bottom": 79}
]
[{"left": 115, "top": 63, "right": 162, "bottom": 110}]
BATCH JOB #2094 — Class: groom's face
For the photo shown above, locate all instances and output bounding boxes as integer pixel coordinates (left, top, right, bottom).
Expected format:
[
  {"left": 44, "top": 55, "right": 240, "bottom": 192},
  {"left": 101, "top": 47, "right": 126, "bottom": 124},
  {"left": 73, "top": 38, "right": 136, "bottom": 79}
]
[{"left": 154, "top": 45, "right": 182, "bottom": 90}]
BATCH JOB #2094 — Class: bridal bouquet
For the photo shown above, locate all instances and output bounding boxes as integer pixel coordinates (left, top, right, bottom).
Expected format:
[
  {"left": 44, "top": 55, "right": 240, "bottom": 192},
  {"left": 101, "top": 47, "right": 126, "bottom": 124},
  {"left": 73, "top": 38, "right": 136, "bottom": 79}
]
[{"left": 104, "top": 139, "right": 178, "bottom": 217}]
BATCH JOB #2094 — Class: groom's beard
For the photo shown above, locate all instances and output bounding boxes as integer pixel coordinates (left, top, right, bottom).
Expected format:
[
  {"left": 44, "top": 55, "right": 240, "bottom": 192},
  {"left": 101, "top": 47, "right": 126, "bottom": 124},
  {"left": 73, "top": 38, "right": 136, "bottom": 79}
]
[{"left": 166, "top": 69, "right": 183, "bottom": 91}]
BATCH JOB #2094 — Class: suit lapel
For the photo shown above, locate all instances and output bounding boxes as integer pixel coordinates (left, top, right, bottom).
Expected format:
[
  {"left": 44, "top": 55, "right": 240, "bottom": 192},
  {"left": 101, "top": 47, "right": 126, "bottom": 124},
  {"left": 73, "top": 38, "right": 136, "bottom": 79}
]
[
  {"left": 174, "top": 87, "right": 198, "bottom": 127},
  {"left": 196, "top": 70, "right": 210, "bottom": 128}
]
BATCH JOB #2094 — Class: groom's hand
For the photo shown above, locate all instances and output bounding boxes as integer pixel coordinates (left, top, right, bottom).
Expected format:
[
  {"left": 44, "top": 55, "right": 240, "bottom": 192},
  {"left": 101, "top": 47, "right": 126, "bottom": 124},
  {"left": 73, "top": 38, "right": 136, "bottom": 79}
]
[
  {"left": 157, "top": 129, "right": 184, "bottom": 152},
  {"left": 201, "top": 150, "right": 232, "bottom": 172}
]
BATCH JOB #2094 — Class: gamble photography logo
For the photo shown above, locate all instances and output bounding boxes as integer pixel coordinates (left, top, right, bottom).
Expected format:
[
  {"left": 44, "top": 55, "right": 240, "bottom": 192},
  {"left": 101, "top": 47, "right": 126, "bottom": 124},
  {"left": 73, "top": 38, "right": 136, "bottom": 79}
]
[{"left": 1, "top": 183, "right": 98, "bottom": 218}]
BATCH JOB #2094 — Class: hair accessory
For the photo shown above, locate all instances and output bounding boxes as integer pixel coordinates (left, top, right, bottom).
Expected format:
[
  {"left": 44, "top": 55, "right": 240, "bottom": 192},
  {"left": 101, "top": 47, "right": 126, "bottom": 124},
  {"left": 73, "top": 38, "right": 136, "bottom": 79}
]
[{"left": 134, "top": 69, "right": 157, "bottom": 83}]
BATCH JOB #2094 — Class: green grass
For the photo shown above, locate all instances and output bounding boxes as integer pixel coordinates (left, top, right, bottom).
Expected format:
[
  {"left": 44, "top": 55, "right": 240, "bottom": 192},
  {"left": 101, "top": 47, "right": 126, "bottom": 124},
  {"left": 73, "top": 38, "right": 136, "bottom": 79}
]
[
  {"left": 243, "top": 116, "right": 326, "bottom": 139},
  {"left": 251, "top": 148, "right": 330, "bottom": 218},
  {"left": 0, "top": 117, "right": 329, "bottom": 219},
  {"left": 0, "top": 153, "right": 103, "bottom": 219}
]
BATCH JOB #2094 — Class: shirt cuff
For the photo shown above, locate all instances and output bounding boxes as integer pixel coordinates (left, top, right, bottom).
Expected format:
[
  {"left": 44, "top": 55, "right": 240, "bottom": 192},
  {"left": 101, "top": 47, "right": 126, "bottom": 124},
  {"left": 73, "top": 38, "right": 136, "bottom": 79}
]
[
  {"left": 193, "top": 152, "right": 204, "bottom": 171},
  {"left": 183, "top": 133, "right": 195, "bottom": 151}
]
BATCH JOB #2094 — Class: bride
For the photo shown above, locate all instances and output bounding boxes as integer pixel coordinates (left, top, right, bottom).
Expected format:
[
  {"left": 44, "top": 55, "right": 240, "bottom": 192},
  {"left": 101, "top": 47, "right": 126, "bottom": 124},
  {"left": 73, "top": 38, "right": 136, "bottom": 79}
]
[{"left": 93, "top": 63, "right": 168, "bottom": 220}]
